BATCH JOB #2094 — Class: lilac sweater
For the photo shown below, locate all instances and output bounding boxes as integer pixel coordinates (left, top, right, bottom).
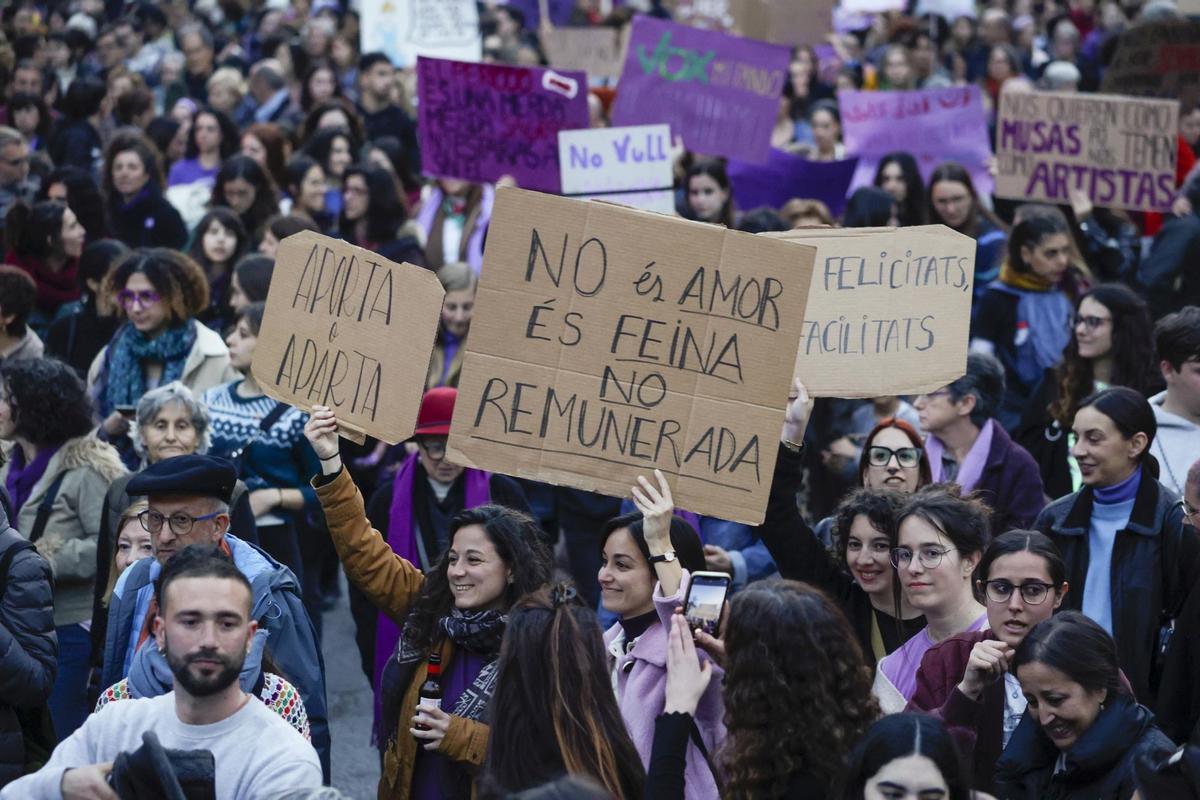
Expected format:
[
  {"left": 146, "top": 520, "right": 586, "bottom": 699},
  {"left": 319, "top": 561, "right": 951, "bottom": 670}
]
[{"left": 604, "top": 571, "right": 724, "bottom": 800}]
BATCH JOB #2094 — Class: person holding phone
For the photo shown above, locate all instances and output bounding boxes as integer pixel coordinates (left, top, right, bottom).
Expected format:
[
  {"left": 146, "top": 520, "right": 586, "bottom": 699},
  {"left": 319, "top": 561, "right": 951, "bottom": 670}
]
[
  {"left": 650, "top": 581, "right": 879, "bottom": 799},
  {"left": 907, "top": 531, "right": 1071, "bottom": 793},
  {"left": 599, "top": 471, "right": 723, "bottom": 800},
  {"left": 755, "top": 380, "right": 925, "bottom": 668}
]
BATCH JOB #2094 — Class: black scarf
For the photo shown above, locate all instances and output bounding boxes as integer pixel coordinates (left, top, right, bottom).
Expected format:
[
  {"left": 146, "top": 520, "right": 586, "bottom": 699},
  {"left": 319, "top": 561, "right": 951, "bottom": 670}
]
[{"left": 378, "top": 608, "right": 506, "bottom": 749}]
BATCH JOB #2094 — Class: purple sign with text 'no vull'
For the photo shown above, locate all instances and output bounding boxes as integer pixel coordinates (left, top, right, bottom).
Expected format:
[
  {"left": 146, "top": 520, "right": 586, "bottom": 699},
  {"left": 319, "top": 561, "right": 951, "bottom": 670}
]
[
  {"left": 418, "top": 57, "right": 589, "bottom": 193},
  {"left": 611, "top": 16, "right": 790, "bottom": 165}
]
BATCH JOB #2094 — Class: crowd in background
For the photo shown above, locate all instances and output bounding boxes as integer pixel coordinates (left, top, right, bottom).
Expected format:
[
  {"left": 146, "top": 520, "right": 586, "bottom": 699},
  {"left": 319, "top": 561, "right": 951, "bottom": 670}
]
[{"left": 0, "top": 0, "right": 1195, "bottom": 798}]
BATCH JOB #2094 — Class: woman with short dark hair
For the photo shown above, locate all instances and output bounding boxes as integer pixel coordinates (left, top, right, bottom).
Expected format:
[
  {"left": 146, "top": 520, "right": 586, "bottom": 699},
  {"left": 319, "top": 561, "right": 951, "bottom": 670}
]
[
  {"left": 0, "top": 357, "right": 126, "bottom": 740},
  {"left": 43, "top": 239, "right": 126, "bottom": 376},
  {"left": 0, "top": 264, "right": 42, "bottom": 362},
  {"left": 102, "top": 132, "right": 187, "bottom": 249},
  {"left": 996, "top": 612, "right": 1176, "bottom": 799},
  {"left": 835, "top": 713, "right": 972, "bottom": 800}
]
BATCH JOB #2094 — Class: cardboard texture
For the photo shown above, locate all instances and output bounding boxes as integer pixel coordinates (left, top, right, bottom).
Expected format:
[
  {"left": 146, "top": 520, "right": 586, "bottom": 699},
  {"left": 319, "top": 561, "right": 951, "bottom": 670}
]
[
  {"left": 994, "top": 89, "right": 1179, "bottom": 213},
  {"left": 726, "top": 150, "right": 858, "bottom": 217},
  {"left": 447, "top": 187, "right": 816, "bottom": 525},
  {"left": 417, "top": 57, "right": 590, "bottom": 193},
  {"left": 542, "top": 27, "right": 624, "bottom": 79},
  {"left": 1102, "top": 21, "right": 1200, "bottom": 114},
  {"left": 666, "top": 0, "right": 833, "bottom": 47},
  {"left": 558, "top": 124, "right": 675, "bottom": 215},
  {"left": 359, "top": 0, "right": 481, "bottom": 68},
  {"left": 763, "top": 225, "right": 976, "bottom": 398},
  {"left": 840, "top": 86, "right": 994, "bottom": 196},
  {"left": 611, "top": 16, "right": 790, "bottom": 164},
  {"left": 251, "top": 232, "right": 444, "bottom": 445}
]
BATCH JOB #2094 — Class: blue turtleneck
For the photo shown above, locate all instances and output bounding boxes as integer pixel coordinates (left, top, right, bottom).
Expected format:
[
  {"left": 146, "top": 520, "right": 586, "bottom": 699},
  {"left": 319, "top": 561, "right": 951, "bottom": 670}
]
[{"left": 1082, "top": 466, "right": 1142, "bottom": 635}]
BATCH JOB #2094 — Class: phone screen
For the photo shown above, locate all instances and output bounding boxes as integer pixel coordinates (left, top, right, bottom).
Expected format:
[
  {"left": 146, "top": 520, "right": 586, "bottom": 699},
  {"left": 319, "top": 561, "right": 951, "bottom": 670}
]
[{"left": 684, "top": 575, "right": 730, "bottom": 636}]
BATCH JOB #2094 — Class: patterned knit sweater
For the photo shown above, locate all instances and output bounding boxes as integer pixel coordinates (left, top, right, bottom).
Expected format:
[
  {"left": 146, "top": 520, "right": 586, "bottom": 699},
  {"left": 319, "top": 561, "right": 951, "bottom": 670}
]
[{"left": 96, "top": 673, "right": 311, "bottom": 741}]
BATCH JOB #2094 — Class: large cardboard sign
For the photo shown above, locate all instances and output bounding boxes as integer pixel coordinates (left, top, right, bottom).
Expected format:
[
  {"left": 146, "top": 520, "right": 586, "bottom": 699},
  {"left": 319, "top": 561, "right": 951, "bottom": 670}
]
[
  {"left": 417, "top": 57, "right": 589, "bottom": 193},
  {"left": 666, "top": 0, "right": 834, "bottom": 47},
  {"left": 558, "top": 124, "right": 675, "bottom": 215},
  {"left": 994, "top": 89, "right": 1179, "bottom": 213},
  {"left": 840, "top": 86, "right": 994, "bottom": 196},
  {"left": 542, "top": 27, "right": 624, "bottom": 80},
  {"left": 726, "top": 150, "right": 858, "bottom": 217},
  {"left": 359, "top": 0, "right": 481, "bottom": 68},
  {"left": 251, "top": 232, "right": 444, "bottom": 444},
  {"left": 1102, "top": 21, "right": 1200, "bottom": 113},
  {"left": 611, "top": 16, "right": 790, "bottom": 165},
  {"left": 447, "top": 187, "right": 816, "bottom": 524},
  {"left": 764, "top": 226, "right": 976, "bottom": 398}
]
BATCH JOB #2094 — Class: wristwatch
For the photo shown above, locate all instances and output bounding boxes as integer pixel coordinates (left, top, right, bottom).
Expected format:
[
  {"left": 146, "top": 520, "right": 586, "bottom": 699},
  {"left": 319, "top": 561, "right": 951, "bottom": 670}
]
[{"left": 649, "top": 550, "right": 676, "bottom": 564}]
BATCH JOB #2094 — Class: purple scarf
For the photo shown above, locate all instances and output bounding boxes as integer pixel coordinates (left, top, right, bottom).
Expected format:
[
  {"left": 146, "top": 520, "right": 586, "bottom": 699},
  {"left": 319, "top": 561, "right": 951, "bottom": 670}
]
[
  {"left": 926, "top": 419, "right": 995, "bottom": 493},
  {"left": 375, "top": 452, "right": 491, "bottom": 729},
  {"left": 6, "top": 444, "right": 61, "bottom": 514}
]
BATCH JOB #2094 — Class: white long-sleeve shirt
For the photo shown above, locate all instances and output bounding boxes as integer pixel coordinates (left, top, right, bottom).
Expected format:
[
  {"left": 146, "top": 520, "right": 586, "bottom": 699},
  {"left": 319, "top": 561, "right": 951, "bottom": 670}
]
[{"left": 1, "top": 692, "right": 321, "bottom": 799}]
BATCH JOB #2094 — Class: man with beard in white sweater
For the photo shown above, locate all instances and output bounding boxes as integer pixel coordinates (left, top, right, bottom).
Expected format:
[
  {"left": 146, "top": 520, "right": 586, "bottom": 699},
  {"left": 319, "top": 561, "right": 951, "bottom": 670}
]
[{"left": 2, "top": 545, "right": 321, "bottom": 799}]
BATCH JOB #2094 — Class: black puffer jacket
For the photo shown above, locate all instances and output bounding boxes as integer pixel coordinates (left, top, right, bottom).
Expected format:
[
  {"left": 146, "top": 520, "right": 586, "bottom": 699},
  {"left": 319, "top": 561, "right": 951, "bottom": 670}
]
[{"left": 0, "top": 515, "right": 56, "bottom": 787}]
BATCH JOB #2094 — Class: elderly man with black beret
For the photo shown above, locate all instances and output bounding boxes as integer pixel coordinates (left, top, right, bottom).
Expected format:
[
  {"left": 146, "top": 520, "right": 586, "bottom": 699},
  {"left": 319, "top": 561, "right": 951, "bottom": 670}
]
[{"left": 99, "top": 454, "right": 331, "bottom": 780}]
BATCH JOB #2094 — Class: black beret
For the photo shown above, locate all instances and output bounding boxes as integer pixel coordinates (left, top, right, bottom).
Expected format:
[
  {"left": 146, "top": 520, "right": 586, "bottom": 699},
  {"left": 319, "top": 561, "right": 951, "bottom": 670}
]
[{"left": 126, "top": 455, "right": 237, "bottom": 504}]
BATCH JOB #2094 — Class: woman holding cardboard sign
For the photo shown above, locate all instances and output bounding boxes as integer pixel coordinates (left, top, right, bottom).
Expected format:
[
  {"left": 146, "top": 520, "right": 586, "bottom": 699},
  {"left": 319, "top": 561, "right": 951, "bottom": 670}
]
[{"left": 304, "top": 405, "right": 553, "bottom": 800}]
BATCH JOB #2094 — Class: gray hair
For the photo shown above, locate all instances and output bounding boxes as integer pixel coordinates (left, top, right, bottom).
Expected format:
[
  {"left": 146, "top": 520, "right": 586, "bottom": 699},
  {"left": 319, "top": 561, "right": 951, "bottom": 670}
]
[
  {"left": 0, "top": 127, "right": 24, "bottom": 151},
  {"left": 1042, "top": 61, "right": 1082, "bottom": 90},
  {"left": 947, "top": 352, "right": 1006, "bottom": 428},
  {"left": 131, "top": 382, "right": 212, "bottom": 460}
]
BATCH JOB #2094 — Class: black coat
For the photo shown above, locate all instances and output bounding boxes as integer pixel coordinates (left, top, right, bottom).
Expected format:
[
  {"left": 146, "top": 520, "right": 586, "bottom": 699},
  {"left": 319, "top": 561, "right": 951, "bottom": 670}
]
[
  {"left": 1035, "top": 474, "right": 1199, "bottom": 707},
  {"left": 107, "top": 189, "right": 187, "bottom": 250},
  {"left": 0, "top": 523, "right": 56, "bottom": 787},
  {"left": 44, "top": 297, "right": 119, "bottom": 379},
  {"left": 47, "top": 119, "right": 103, "bottom": 174},
  {"left": 1015, "top": 369, "right": 1074, "bottom": 501},
  {"left": 995, "top": 694, "right": 1175, "bottom": 800}
]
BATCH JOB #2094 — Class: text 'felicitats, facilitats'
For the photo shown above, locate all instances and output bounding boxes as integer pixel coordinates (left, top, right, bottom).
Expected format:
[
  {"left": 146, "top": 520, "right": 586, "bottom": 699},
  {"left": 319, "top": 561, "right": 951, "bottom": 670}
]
[
  {"left": 447, "top": 187, "right": 815, "bottom": 525},
  {"left": 251, "top": 231, "right": 444, "bottom": 444}
]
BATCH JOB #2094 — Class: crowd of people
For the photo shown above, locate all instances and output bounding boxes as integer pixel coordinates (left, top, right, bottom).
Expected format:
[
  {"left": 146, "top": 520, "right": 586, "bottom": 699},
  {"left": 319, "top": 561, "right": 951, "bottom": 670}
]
[{"left": 0, "top": 0, "right": 1194, "bottom": 798}]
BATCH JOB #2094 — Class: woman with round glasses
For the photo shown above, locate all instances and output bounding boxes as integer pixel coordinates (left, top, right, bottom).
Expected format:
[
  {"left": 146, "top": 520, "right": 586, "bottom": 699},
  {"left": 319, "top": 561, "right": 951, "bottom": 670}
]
[
  {"left": 87, "top": 249, "right": 236, "bottom": 467},
  {"left": 873, "top": 486, "right": 990, "bottom": 713},
  {"left": 755, "top": 382, "right": 927, "bottom": 668},
  {"left": 907, "top": 531, "right": 1069, "bottom": 793}
]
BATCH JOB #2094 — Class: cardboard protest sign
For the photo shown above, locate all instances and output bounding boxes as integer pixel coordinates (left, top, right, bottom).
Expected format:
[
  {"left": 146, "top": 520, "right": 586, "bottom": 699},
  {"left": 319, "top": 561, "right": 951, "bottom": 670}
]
[
  {"left": 726, "top": 150, "right": 858, "bottom": 217},
  {"left": 542, "top": 27, "right": 624, "bottom": 80},
  {"left": 359, "top": 0, "right": 481, "bottom": 68},
  {"left": 611, "top": 16, "right": 790, "bottom": 164},
  {"left": 763, "top": 226, "right": 976, "bottom": 398},
  {"left": 251, "top": 232, "right": 444, "bottom": 444},
  {"left": 1102, "top": 20, "right": 1200, "bottom": 113},
  {"left": 418, "top": 57, "right": 589, "bottom": 193},
  {"left": 840, "top": 86, "right": 994, "bottom": 196},
  {"left": 666, "top": 0, "right": 834, "bottom": 47},
  {"left": 558, "top": 125, "right": 675, "bottom": 215},
  {"left": 447, "top": 187, "right": 816, "bottom": 524},
  {"left": 994, "top": 89, "right": 1179, "bottom": 213}
]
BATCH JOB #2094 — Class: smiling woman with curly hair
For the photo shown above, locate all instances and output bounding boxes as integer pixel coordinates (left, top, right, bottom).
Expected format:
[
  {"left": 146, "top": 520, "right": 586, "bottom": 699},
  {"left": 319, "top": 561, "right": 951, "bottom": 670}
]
[{"left": 649, "top": 579, "right": 880, "bottom": 799}]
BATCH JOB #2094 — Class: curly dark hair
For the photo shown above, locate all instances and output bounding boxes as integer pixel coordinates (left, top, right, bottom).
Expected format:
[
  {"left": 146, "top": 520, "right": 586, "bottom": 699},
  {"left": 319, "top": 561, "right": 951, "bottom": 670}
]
[
  {"left": 184, "top": 107, "right": 239, "bottom": 161},
  {"left": 718, "top": 580, "right": 880, "bottom": 798},
  {"left": 1, "top": 357, "right": 96, "bottom": 446},
  {"left": 103, "top": 249, "right": 211, "bottom": 325},
  {"left": 1049, "top": 283, "right": 1161, "bottom": 427},
  {"left": 210, "top": 155, "right": 280, "bottom": 240},
  {"left": 831, "top": 487, "right": 906, "bottom": 569},
  {"left": 399, "top": 504, "right": 552, "bottom": 652}
]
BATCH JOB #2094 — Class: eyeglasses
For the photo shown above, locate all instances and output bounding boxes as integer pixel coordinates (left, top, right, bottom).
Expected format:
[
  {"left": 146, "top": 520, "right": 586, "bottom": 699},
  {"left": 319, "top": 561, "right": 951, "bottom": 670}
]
[
  {"left": 867, "top": 445, "right": 923, "bottom": 469},
  {"left": 1074, "top": 314, "right": 1111, "bottom": 330},
  {"left": 138, "top": 509, "right": 221, "bottom": 536},
  {"left": 981, "top": 579, "right": 1057, "bottom": 605},
  {"left": 419, "top": 439, "right": 447, "bottom": 460},
  {"left": 117, "top": 289, "right": 162, "bottom": 309},
  {"left": 891, "top": 546, "right": 955, "bottom": 569}
]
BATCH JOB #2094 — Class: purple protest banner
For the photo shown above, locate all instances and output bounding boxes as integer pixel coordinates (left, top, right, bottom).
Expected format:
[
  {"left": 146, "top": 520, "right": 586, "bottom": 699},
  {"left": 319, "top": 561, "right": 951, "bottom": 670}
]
[
  {"left": 418, "top": 57, "right": 589, "bottom": 193},
  {"left": 727, "top": 150, "right": 859, "bottom": 217},
  {"left": 840, "top": 86, "right": 994, "bottom": 196},
  {"left": 611, "top": 16, "right": 790, "bottom": 164}
]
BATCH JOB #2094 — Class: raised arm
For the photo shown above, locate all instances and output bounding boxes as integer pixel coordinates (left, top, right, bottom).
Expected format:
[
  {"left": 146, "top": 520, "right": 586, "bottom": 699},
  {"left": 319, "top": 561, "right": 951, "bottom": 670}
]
[{"left": 305, "top": 406, "right": 425, "bottom": 623}]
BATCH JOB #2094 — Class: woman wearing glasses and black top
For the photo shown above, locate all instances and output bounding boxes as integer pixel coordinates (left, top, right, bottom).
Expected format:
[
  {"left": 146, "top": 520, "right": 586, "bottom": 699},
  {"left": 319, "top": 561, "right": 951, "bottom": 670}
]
[
  {"left": 87, "top": 249, "right": 236, "bottom": 467},
  {"left": 753, "top": 382, "right": 926, "bottom": 669},
  {"left": 907, "top": 531, "right": 1075, "bottom": 793}
]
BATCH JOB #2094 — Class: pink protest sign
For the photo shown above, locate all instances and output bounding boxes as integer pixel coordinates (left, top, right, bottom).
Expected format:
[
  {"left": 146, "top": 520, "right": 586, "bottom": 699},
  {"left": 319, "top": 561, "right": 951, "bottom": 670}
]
[
  {"left": 840, "top": 86, "right": 994, "bottom": 196},
  {"left": 417, "top": 57, "right": 589, "bottom": 193},
  {"left": 611, "top": 16, "right": 790, "bottom": 164}
]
